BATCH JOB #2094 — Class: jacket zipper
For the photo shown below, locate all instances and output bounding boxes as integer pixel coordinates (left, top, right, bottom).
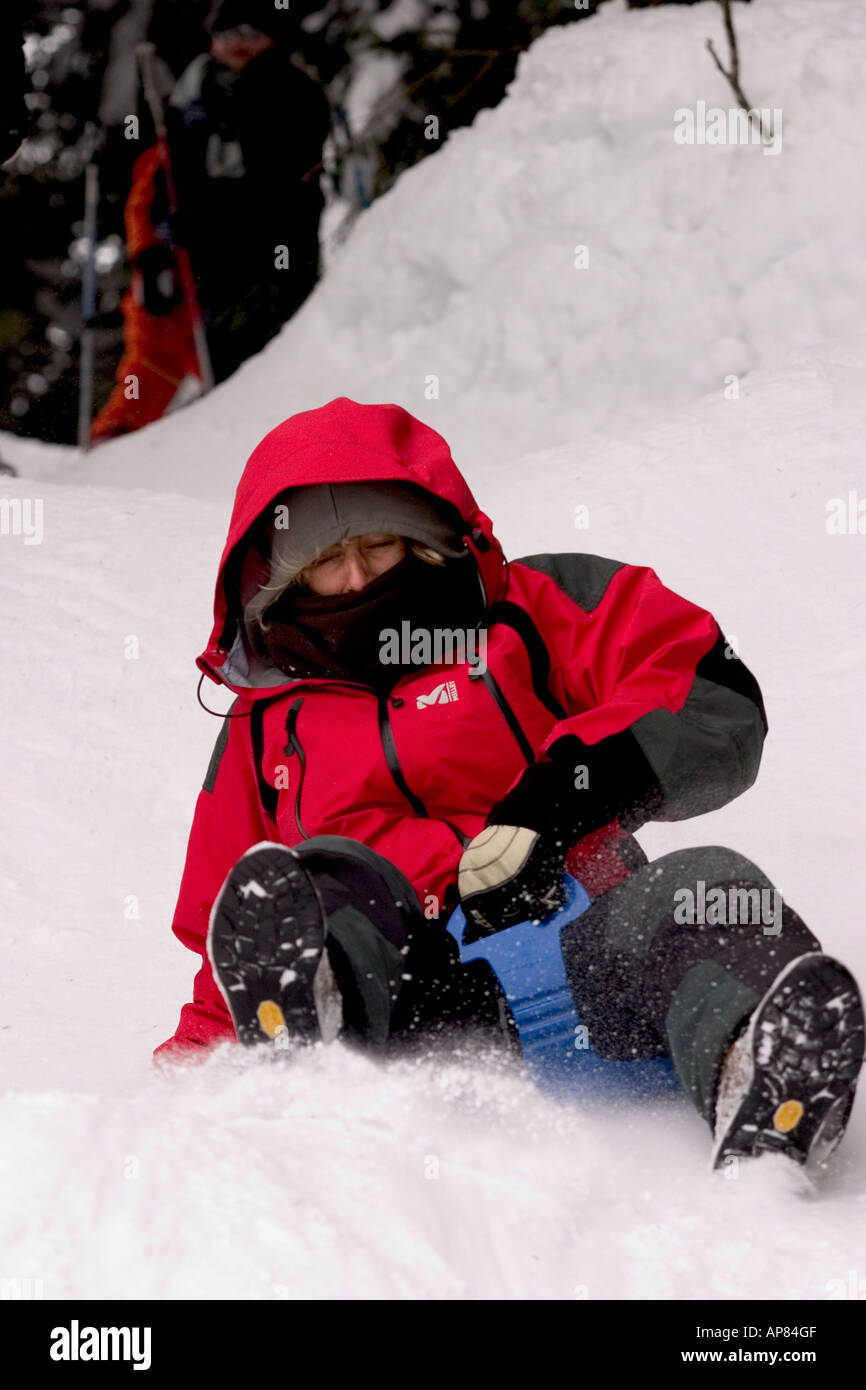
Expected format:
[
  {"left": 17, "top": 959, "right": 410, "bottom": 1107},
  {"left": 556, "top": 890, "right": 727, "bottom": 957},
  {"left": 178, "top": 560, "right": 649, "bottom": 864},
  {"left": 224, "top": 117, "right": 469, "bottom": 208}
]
[
  {"left": 377, "top": 693, "right": 469, "bottom": 848},
  {"left": 377, "top": 692, "right": 427, "bottom": 817},
  {"left": 283, "top": 697, "right": 310, "bottom": 840},
  {"left": 469, "top": 663, "right": 535, "bottom": 765},
  {"left": 276, "top": 684, "right": 471, "bottom": 851}
]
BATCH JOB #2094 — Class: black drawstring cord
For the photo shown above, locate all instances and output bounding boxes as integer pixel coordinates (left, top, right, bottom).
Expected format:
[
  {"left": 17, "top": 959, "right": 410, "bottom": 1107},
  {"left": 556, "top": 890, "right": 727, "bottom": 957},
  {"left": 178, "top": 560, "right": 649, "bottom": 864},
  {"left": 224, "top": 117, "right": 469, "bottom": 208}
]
[{"left": 196, "top": 671, "right": 250, "bottom": 717}]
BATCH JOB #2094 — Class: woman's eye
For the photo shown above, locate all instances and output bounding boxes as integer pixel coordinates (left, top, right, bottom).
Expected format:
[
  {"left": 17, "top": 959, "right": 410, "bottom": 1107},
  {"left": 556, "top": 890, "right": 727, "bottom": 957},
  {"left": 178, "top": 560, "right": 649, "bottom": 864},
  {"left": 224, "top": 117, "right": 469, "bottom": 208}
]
[{"left": 364, "top": 539, "right": 399, "bottom": 553}]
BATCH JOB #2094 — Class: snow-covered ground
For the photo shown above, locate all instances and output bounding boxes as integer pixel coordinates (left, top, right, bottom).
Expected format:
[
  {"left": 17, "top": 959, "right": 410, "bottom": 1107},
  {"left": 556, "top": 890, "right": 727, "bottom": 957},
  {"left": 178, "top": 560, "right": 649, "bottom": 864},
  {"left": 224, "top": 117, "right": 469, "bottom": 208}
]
[{"left": 1, "top": 0, "right": 864, "bottom": 1299}]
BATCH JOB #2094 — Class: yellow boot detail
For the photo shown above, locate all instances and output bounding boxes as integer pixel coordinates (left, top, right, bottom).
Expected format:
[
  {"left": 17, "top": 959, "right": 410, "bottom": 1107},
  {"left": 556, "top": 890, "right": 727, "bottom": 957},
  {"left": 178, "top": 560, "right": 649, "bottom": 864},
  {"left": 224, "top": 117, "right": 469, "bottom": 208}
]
[
  {"left": 257, "top": 1000, "right": 286, "bottom": 1038},
  {"left": 773, "top": 1099, "right": 804, "bottom": 1133}
]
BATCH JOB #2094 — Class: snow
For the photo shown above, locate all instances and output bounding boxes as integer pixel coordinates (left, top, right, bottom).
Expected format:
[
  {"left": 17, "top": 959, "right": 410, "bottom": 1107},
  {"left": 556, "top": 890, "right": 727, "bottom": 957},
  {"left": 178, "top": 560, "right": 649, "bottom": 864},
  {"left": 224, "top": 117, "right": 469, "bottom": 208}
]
[{"left": 1, "top": 0, "right": 864, "bottom": 1299}]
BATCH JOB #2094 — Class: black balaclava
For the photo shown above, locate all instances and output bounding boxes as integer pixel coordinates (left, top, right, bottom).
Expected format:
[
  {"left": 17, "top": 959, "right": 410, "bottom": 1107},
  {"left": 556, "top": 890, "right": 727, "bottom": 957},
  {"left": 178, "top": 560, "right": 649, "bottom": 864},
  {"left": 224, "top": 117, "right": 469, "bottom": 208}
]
[{"left": 256, "top": 547, "right": 486, "bottom": 691}]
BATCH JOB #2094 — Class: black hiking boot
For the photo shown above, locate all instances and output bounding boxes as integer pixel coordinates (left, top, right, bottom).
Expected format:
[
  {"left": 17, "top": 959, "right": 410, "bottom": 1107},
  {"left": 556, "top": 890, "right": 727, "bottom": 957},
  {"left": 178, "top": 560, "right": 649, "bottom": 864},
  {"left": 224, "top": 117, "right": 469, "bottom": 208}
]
[
  {"left": 712, "top": 953, "right": 865, "bottom": 1172},
  {"left": 207, "top": 841, "right": 344, "bottom": 1048}
]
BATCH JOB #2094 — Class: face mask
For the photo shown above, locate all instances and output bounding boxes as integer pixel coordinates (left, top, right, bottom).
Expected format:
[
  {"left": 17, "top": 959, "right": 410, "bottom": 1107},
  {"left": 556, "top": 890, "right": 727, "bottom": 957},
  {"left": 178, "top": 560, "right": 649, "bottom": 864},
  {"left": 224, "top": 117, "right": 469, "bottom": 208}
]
[{"left": 258, "top": 551, "right": 484, "bottom": 689}]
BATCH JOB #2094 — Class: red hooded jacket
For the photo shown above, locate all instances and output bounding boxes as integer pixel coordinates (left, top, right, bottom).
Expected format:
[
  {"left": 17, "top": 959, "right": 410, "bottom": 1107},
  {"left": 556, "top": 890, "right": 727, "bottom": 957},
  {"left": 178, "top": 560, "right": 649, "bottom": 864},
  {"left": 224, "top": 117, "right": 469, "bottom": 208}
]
[{"left": 155, "top": 398, "right": 766, "bottom": 1058}]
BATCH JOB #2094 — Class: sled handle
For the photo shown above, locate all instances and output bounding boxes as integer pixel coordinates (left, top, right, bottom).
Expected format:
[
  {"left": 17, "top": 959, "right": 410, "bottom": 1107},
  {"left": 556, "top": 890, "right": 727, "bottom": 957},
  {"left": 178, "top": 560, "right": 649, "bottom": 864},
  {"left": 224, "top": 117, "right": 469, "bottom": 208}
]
[
  {"left": 447, "top": 873, "right": 590, "bottom": 952},
  {"left": 446, "top": 872, "right": 681, "bottom": 1097}
]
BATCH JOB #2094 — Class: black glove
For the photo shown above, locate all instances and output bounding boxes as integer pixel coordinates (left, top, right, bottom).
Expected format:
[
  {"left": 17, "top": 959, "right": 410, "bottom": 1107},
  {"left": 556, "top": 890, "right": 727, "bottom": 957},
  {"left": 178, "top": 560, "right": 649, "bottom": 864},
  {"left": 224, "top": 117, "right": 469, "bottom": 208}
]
[
  {"left": 486, "top": 730, "right": 661, "bottom": 847},
  {"left": 135, "top": 243, "right": 183, "bottom": 317},
  {"left": 457, "top": 731, "right": 661, "bottom": 942}
]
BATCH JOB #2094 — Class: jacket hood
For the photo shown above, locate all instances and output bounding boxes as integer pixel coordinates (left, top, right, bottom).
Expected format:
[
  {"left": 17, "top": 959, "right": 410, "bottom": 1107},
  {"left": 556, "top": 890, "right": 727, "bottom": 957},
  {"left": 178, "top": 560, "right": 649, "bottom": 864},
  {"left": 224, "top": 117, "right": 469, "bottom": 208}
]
[{"left": 197, "top": 397, "right": 507, "bottom": 695}]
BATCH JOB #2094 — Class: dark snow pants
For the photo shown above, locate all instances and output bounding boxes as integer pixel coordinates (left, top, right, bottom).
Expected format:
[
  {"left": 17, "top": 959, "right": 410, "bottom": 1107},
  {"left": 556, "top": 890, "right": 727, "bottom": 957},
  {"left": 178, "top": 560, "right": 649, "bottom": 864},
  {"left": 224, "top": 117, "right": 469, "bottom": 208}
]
[{"left": 287, "top": 836, "right": 822, "bottom": 1127}]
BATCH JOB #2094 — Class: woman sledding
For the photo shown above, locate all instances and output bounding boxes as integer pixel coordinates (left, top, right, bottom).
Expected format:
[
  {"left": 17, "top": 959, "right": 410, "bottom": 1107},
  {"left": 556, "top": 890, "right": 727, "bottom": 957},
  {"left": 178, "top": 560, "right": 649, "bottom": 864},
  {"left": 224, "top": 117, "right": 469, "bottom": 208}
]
[{"left": 157, "top": 396, "right": 864, "bottom": 1174}]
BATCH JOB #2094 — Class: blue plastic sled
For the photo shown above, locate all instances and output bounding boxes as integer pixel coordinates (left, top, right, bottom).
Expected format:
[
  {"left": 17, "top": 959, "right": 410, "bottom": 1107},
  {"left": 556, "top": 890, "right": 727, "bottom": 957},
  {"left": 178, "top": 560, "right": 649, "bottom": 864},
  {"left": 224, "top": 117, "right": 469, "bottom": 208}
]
[{"left": 446, "top": 873, "right": 681, "bottom": 1099}]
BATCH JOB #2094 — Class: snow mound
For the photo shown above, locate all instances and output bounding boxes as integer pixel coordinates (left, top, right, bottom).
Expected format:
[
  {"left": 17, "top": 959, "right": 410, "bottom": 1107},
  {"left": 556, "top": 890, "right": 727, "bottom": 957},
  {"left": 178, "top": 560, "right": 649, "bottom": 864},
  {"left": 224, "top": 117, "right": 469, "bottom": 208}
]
[
  {"left": 13, "top": 0, "right": 865, "bottom": 502},
  {"left": 1, "top": 1042, "right": 859, "bottom": 1300}
]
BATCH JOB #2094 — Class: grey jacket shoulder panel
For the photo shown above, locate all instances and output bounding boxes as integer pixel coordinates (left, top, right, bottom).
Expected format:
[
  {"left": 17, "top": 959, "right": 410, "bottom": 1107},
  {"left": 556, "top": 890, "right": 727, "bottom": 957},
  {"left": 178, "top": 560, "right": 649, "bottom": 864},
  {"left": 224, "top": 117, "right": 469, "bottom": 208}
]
[
  {"left": 512, "top": 553, "right": 625, "bottom": 613},
  {"left": 511, "top": 554, "right": 767, "bottom": 824},
  {"left": 631, "top": 676, "right": 764, "bottom": 821}
]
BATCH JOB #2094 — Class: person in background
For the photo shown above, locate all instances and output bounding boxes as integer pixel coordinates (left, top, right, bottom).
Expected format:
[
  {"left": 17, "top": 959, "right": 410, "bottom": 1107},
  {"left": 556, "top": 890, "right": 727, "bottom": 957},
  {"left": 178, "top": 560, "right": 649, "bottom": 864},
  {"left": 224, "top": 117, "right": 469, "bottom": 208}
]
[
  {"left": 92, "top": 0, "right": 330, "bottom": 439},
  {"left": 159, "top": 0, "right": 331, "bottom": 381}
]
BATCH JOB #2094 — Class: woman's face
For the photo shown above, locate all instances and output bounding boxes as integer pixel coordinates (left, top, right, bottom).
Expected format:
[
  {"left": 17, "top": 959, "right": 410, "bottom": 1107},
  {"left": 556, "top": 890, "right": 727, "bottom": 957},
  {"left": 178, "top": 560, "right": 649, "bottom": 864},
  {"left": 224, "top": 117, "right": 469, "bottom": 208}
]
[{"left": 302, "top": 534, "right": 406, "bottom": 595}]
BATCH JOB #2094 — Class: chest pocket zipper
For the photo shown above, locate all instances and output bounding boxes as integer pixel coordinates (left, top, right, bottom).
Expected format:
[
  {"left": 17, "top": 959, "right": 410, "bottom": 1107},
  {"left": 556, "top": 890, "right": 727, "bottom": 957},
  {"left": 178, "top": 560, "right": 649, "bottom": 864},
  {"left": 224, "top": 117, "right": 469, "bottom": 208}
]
[
  {"left": 283, "top": 697, "right": 310, "bottom": 840},
  {"left": 280, "top": 692, "right": 477, "bottom": 851},
  {"left": 469, "top": 663, "right": 535, "bottom": 765}
]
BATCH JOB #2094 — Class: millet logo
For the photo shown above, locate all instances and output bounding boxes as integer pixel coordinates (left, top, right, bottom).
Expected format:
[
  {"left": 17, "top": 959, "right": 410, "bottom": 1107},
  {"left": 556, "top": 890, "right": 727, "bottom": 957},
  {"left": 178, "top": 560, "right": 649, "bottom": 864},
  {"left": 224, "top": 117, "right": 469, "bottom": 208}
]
[{"left": 416, "top": 680, "right": 458, "bottom": 709}]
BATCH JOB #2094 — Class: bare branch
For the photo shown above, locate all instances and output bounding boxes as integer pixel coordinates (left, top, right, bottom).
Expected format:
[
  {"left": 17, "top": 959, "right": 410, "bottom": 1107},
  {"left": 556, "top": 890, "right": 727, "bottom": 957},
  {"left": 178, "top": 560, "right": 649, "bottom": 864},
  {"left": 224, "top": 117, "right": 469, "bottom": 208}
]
[{"left": 706, "top": 0, "right": 773, "bottom": 143}]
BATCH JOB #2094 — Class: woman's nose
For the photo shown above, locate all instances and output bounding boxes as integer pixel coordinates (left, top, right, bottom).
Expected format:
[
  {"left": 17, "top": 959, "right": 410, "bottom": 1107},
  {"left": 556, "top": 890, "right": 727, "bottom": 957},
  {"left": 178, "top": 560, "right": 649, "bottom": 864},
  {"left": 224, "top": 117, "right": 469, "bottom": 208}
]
[{"left": 341, "top": 550, "right": 369, "bottom": 591}]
